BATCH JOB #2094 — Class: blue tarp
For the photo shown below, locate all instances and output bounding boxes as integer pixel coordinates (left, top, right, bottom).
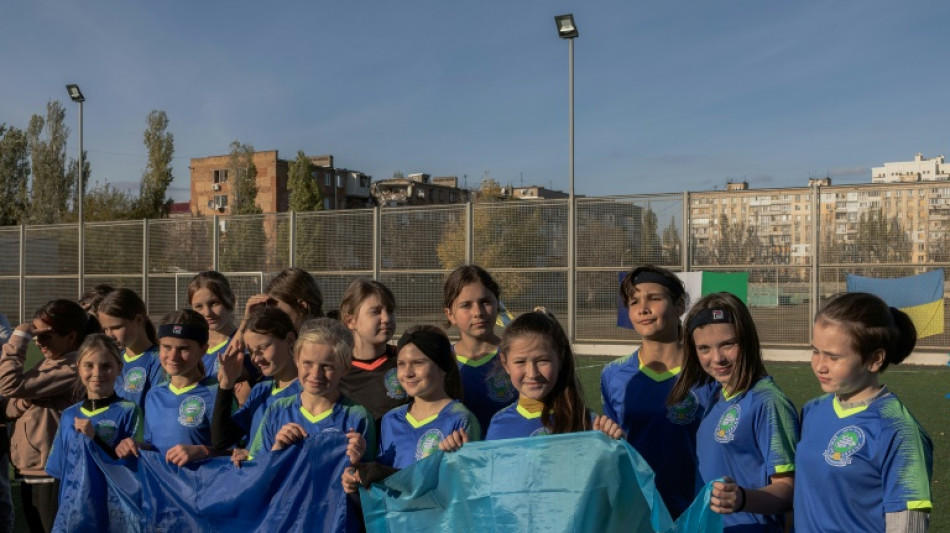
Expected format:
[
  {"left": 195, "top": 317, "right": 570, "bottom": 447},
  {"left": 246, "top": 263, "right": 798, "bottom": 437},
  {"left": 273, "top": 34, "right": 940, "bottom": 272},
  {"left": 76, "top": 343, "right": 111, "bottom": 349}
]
[{"left": 361, "top": 432, "right": 722, "bottom": 533}]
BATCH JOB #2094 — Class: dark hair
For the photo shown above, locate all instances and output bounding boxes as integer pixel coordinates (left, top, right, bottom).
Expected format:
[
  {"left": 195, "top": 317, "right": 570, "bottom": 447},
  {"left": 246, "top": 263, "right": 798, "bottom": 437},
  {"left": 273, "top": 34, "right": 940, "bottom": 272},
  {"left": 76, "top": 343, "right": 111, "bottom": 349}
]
[
  {"left": 442, "top": 265, "right": 501, "bottom": 326},
  {"left": 78, "top": 284, "right": 115, "bottom": 314},
  {"left": 34, "top": 299, "right": 101, "bottom": 351},
  {"left": 97, "top": 288, "right": 158, "bottom": 345},
  {"left": 245, "top": 307, "right": 296, "bottom": 341},
  {"left": 266, "top": 268, "right": 324, "bottom": 320},
  {"left": 669, "top": 292, "right": 766, "bottom": 404},
  {"left": 815, "top": 292, "right": 916, "bottom": 372},
  {"left": 620, "top": 265, "right": 686, "bottom": 308},
  {"left": 401, "top": 325, "right": 464, "bottom": 401},
  {"left": 188, "top": 271, "right": 236, "bottom": 312},
  {"left": 159, "top": 309, "right": 210, "bottom": 376},
  {"left": 340, "top": 278, "right": 396, "bottom": 321},
  {"left": 499, "top": 308, "right": 590, "bottom": 434}
]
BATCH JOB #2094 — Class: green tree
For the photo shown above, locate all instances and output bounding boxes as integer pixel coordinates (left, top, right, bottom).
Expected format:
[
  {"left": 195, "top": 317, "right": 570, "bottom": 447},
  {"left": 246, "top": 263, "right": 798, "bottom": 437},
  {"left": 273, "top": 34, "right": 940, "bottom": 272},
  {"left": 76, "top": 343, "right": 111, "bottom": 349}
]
[
  {"left": 661, "top": 217, "right": 682, "bottom": 266},
  {"left": 711, "top": 214, "right": 759, "bottom": 265},
  {"left": 83, "top": 181, "right": 137, "bottom": 222},
  {"left": 27, "top": 101, "right": 78, "bottom": 224},
  {"left": 135, "top": 110, "right": 174, "bottom": 218},
  {"left": 288, "top": 151, "right": 324, "bottom": 212},
  {"left": 229, "top": 141, "right": 261, "bottom": 215},
  {"left": 0, "top": 124, "right": 31, "bottom": 225},
  {"left": 220, "top": 141, "right": 264, "bottom": 270},
  {"left": 822, "top": 209, "right": 911, "bottom": 264},
  {"left": 634, "top": 205, "right": 663, "bottom": 265}
]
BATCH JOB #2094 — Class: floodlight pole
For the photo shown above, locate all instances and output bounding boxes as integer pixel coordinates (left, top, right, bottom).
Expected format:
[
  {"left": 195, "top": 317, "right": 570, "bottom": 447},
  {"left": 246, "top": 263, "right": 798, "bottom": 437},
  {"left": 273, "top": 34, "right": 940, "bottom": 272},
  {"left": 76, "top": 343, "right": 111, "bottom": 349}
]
[
  {"left": 66, "top": 84, "right": 86, "bottom": 297},
  {"left": 555, "top": 14, "right": 578, "bottom": 341}
]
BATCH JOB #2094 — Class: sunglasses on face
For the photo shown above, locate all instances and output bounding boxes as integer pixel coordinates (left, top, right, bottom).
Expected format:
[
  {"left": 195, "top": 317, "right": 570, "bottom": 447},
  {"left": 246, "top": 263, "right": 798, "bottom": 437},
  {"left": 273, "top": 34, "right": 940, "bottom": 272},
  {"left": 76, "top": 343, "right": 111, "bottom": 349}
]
[{"left": 34, "top": 330, "right": 57, "bottom": 343}]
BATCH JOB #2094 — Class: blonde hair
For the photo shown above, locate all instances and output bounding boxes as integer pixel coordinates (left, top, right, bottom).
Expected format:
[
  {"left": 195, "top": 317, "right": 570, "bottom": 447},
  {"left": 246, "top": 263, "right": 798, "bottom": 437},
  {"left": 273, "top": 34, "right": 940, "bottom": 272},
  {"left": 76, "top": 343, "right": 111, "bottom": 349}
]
[
  {"left": 77, "top": 333, "right": 124, "bottom": 368},
  {"left": 294, "top": 318, "right": 355, "bottom": 370}
]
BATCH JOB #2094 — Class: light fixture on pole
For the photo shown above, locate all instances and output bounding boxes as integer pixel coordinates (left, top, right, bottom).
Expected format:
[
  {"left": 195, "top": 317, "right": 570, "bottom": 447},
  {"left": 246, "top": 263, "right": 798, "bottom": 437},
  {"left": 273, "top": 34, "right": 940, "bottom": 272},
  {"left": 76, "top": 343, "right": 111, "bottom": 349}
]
[
  {"left": 66, "top": 83, "right": 85, "bottom": 297},
  {"left": 554, "top": 14, "right": 577, "bottom": 340}
]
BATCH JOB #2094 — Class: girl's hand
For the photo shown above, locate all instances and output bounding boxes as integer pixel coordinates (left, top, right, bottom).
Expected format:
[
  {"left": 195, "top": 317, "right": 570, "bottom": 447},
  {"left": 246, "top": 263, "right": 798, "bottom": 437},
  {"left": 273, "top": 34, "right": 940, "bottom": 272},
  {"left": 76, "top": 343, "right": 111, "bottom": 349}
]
[
  {"left": 438, "top": 427, "right": 469, "bottom": 452},
  {"left": 115, "top": 438, "right": 140, "bottom": 459},
  {"left": 345, "top": 429, "right": 366, "bottom": 465},
  {"left": 217, "top": 344, "right": 245, "bottom": 391},
  {"left": 165, "top": 444, "right": 211, "bottom": 466},
  {"left": 593, "top": 415, "right": 625, "bottom": 440},
  {"left": 231, "top": 448, "right": 249, "bottom": 467},
  {"left": 710, "top": 476, "right": 741, "bottom": 514},
  {"left": 244, "top": 294, "right": 275, "bottom": 316},
  {"left": 74, "top": 418, "right": 96, "bottom": 439},
  {"left": 272, "top": 423, "right": 308, "bottom": 451},
  {"left": 14, "top": 323, "right": 32, "bottom": 334},
  {"left": 341, "top": 466, "right": 362, "bottom": 494}
]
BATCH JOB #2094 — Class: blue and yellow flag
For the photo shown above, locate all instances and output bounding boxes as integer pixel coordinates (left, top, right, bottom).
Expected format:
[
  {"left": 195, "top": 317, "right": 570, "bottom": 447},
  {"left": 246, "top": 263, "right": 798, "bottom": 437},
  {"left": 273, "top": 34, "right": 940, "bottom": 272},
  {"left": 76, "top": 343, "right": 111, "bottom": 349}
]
[
  {"left": 846, "top": 269, "right": 945, "bottom": 338},
  {"left": 360, "top": 432, "right": 721, "bottom": 533}
]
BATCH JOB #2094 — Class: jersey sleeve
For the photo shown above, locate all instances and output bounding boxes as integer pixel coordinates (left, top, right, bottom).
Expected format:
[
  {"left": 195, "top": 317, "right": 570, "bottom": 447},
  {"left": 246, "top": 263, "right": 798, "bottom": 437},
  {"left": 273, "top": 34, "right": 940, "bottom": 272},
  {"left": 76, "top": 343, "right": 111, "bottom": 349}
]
[
  {"left": 375, "top": 414, "right": 397, "bottom": 467},
  {"left": 600, "top": 366, "right": 619, "bottom": 421},
  {"left": 45, "top": 411, "right": 73, "bottom": 479},
  {"left": 127, "top": 404, "right": 145, "bottom": 442},
  {"left": 353, "top": 408, "right": 377, "bottom": 462},
  {"left": 461, "top": 408, "right": 482, "bottom": 442},
  {"left": 880, "top": 408, "right": 934, "bottom": 513},
  {"left": 247, "top": 404, "right": 279, "bottom": 460},
  {"left": 754, "top": 392, "right": 800, "bottom": 476}
]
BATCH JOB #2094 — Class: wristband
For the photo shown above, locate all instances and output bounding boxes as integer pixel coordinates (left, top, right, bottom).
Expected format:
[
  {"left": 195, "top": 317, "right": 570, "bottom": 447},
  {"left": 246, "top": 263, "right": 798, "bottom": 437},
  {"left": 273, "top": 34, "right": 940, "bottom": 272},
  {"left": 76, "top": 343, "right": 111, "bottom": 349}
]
[
  {"left": 12, "top": 330, "right": 31, "bottom": 340},
  {"left": 735, "top": 486, "right": 747, "bottom": 512}
]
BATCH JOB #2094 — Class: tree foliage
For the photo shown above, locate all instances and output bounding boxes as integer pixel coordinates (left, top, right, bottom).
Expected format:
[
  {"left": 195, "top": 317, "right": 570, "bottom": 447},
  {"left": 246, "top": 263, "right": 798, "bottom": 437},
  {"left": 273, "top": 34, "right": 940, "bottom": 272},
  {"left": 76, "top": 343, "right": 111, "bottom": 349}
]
[
  {"left": 822, "top": 208, "right": 910, "bottom": 263},
  {"left": 27, "top": 101, "right": 78, "bottom": 224},
  {"left": 661, "top": 217, "right": 682, "bottom": 266},
  {"left": 229, "top": 141, "right": 260, "bottom": 215},
  {"left": 288, "top": 151, "right": 324, "bottom": 212},
  {"left": 220, "top": 141, "right": 264, "bottom": 270},
  {"left": 136, "top": 110, "right": 175, "bottom": 219},
  {"left": 83, "top": 181, "right": 137, "bottom": 222},
  {"left": 700, "top": 214, "right": 759, "bottom": 265},
  {"left": 0, "top": 124, "right": 31, "bottom": 225}
]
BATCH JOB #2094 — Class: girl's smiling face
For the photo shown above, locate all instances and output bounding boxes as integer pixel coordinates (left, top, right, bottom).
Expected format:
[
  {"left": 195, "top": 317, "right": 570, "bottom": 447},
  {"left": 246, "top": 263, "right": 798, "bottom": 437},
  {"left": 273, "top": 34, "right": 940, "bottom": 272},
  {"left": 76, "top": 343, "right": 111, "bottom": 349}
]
[
  {"left": 79, "top": 347, "right": 119, "bottom": 399},
  {"left": 295, "top": 342, "right": 344, "bottom": 397},
  {"left": 397, "top": 344, "right": 446, "bottom": 401},
  {"left": 244, "top": 330, "right": 295, "bottom": 379},
  {"left": 502, "top": 334, "right": 560, "bottom": 401},
  {"left": 693, "top": 323, "right": 740, "bottom": 388},
  {"left": 159, "top": 337, "right": 205, "bottom": 378},
  {"left": 627, "top": 282, "right": 681, "bottom": 340},
  {"left": 191, "top": 288, "right": 233, "bottom": 333}
]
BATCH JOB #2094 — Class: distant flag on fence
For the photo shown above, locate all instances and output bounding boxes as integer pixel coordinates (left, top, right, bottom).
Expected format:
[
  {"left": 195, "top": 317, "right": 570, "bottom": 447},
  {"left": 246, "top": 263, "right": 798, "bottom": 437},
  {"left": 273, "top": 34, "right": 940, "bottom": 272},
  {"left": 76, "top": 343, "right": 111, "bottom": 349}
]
[
  {"left": 496, "top": 300, "right": 514, "bottom": 328},
  {"left": 846, "top": 269, "right": 945, "bottom": 339},
  {"left": 618, "top": 271, "right": 749, "bottom": 329}
]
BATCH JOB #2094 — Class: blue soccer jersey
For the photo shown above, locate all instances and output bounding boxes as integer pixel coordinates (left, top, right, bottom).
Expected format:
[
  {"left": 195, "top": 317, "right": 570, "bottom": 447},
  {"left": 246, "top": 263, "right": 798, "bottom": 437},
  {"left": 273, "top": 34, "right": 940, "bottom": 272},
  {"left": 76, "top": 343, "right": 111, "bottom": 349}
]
[
  {"left": 377, "top": 400, "right": 480, "bottom": 469},
  {"left": 248, "top": 394, "right": 376, "bottom": 460},
  {"left": 47, "top": 397, "right": 144, "bottom": 479},
  {"left": 697, "top": 376, "right": 799, "bottom": 533},
  {"left": 600, "top": 350, "right": 710, "bottom": 518},
  {"left": 794, "top": 391, "right": 933, "bottom": 533},
  {"left": 484, "top": 401, "right": 550, "bottom": 440},
  {"left": 456, "top": 347, "right": 515, "bottom": 432},
  {"left": 143, "top": 378, "right": 218, "bottom": 452},
  {"left": 230, "top": 379, "right": 302, "bottom": 446},
  {"left": 115, "top": 345, "right": 166, "bottom": 410},
  {"left": 202, "top": 338, "right": 230, "bottom": 379}
]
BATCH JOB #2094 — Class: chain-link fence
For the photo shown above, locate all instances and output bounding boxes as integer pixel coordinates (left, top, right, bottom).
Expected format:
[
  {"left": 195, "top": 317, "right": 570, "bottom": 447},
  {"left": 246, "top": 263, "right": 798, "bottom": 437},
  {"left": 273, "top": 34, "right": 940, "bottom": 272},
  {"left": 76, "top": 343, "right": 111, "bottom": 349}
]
[{"left": 2, "top": 182, "right": 948, "bottom": 350}]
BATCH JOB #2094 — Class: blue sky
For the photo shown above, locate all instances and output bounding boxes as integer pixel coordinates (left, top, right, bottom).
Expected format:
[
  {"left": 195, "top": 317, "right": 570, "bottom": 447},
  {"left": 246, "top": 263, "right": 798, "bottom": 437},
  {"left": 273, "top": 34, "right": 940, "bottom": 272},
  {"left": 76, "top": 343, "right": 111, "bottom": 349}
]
[{"left": 2, "top": 1, "right": 948, "bottom": 202}]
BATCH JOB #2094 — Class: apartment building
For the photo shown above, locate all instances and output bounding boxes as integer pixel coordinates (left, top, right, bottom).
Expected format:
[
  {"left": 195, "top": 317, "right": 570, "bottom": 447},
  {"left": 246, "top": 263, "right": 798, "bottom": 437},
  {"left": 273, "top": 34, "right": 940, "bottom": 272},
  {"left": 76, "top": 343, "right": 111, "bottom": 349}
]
[
  {"left": 872, "top": 153, "right": 948, "bottom": 183},
  {"left": 371, "top": 174, "right": 470, "bottom": 207}
]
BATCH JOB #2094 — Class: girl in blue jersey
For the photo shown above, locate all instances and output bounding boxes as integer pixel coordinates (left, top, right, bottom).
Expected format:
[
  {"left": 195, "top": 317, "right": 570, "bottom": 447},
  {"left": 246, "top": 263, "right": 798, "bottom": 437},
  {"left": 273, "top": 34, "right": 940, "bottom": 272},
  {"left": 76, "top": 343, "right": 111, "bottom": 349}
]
[
  {"left": 443, "top": 265, "right": 515, "bottom": 433},
  {"left": 189, "top": 271, "right": 239, "bottom": 382},
  {"left": 47, "top": 334, "right": 143, "bottom": 482},
  {"left": 97, "top": 289, "right": 163, "bottom": 411},
  {"left": 341, "top": 325, "right": 479, "bottom": 492},
  {"left": 796, "top": 292, "right": 933, "bottom": 533},
  {"left": 116, "top": 310, "right": 218, "bottom": 466},
  {"left": 248, "top": 319, "right": 374, "bottom": 461},
  {"left": 212, "top": 307, "right": 302, "bottom": 462},
  {"left": 600, "top": 265, "right": 705, "bottom": 519},
  {"left": 669, "top": 292, "right": 799, "bottom": 532},
  {"left": 484, "top": 309, "right": 623, "bottom": 441},
  {"left": 338, "top": 279, "right": 408, "bottom": 427}
]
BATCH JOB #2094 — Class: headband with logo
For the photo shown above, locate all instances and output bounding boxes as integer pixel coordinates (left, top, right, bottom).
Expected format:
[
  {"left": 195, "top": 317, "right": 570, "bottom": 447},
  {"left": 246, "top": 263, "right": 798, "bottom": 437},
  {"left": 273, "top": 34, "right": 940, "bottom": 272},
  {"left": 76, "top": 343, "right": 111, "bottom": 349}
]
[
  {"left": 157, "top": 323, "right": 209, "bottom": 345},
  {"left": 687, "top": 308, "right": 734, "bottom": 336},
  {"left": 630, "top": 271, "right": 685, "bottom": 299}
]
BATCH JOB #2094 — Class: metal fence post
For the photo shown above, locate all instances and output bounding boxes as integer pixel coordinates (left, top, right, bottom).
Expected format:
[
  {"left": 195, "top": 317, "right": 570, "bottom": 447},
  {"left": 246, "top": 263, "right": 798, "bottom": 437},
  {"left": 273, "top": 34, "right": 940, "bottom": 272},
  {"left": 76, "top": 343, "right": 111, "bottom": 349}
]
[
  {"left": 212, "top": 215, "right": 220, "bottom": 271},
  {"left": 142, "top": 219, "right": 149, "bottom": 311},
  {"left": 373, "top": 207, "right": 381, "bottom": 280},
  {"left": 811, "top": 185, "right": 821, "bottom": 322},
  {"left": 682, "top": 191, "right": 690, "bottom": 272},
  {"left": 465, "top": 202, "right": 474, "bottom": 265},
  {"left": 568, "top": 197, "right": 575, "bottom": 342},
  {"left": 289, "top": 210, "right": 296, "bottom": 268},
  {"left": 19, "top": 224, "right": 25, "bottom": 323}
]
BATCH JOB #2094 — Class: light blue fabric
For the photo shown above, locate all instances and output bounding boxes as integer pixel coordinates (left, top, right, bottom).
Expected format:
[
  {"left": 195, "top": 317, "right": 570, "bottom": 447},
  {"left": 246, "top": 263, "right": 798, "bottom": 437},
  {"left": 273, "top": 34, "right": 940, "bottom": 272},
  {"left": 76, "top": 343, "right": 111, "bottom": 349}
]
[{"left": 361, "top": 431, "right": 722, "bottom": 533}]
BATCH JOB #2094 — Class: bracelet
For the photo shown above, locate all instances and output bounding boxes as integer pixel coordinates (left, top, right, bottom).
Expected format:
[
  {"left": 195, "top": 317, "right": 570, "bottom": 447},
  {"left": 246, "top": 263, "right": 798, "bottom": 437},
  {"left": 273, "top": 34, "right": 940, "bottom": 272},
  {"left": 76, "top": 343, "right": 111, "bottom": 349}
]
[
  {"left": 12, "top": 330, "right": 31, "bottom": 340},
  {"left": 735, "top": 486, "right": 747, "bottom": 512}
]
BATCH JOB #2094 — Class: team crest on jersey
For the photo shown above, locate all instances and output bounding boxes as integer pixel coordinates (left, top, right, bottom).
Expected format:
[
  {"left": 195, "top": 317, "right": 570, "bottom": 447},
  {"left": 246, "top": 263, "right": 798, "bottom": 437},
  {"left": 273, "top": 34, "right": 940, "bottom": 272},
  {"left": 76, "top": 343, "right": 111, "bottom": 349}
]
[
  {"left": 714, "top": 404, "right": 741, "bottom": 443},
  {"left": 529, "top": 426, "right": 550, "bottom": 437},
  {"left": 824, "top": 426, "right": 866, "bottom": 467},
  {"left": 485, "top": 366, "right": 515, "bottom": 403},
  {"left": 667, "top": 391, "right": 699, "bottom": 425},
  {"left": 415, "top": 429, "right": 443, "bottom": 461},
  {"left": 94, "top": 420, "right": 119, "bottom": 445},
  {"left": 123, "top": 368, "right": 147, "bottom": 393},
  {"left": 178, "top": 395, "right": 207, "bottom": 427},
  {"left": 384, "top": 368, "right": 407, "bottom": 400}
]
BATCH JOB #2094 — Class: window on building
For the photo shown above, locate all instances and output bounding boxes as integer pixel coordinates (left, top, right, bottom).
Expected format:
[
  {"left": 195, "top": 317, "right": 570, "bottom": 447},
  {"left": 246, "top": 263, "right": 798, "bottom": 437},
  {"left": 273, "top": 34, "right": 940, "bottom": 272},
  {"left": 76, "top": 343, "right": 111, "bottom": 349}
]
[
  {"left": 213, "top": 169, "right": 229, "bottom": 183},
  {"left": 213, "top": 195, "right": 228, "bottom": 209}
]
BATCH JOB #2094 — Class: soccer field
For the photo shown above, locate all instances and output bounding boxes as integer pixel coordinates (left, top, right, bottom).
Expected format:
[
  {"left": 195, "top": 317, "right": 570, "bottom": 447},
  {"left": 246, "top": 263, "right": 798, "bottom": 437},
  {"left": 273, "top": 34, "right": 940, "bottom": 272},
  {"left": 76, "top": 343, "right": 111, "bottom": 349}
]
[{"left": 576, "top": 357, "right": 950, "bottom": 532}]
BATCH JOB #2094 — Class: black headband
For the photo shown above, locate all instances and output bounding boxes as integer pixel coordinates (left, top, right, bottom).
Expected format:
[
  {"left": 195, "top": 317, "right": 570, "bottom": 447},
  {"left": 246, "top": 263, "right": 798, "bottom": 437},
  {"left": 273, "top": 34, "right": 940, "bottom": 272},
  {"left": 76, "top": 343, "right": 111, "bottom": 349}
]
[
  {"left": 631, "top": 271, "right": 684, "bottom": 299},
  {"left": 687, "top": 308, "right": 734, "bottom": 336},
  {"left": 157, "top": 324, "right": 209, "bottom": 345},
  {"left": 397, "top": 330, "right": 455, "bottom": 376}
]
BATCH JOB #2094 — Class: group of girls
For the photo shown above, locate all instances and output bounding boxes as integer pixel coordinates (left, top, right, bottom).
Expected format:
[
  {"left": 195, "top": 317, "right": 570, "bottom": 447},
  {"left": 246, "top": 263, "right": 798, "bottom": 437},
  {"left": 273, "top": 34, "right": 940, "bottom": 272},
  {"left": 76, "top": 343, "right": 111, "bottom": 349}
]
[
  {"left": 2, "top": 261, "right": 934, "bottom": 533},
  {"left": 604, "top": 265, "right": 934, "bottom": 532}
]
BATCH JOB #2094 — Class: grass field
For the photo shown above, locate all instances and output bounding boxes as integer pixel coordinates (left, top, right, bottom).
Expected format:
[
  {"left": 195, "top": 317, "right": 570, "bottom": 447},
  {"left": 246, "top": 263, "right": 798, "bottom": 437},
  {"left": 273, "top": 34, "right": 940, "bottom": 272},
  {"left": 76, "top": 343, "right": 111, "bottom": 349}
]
[{"left": 7, "top": 351, "right": 949, "bottom": 531}]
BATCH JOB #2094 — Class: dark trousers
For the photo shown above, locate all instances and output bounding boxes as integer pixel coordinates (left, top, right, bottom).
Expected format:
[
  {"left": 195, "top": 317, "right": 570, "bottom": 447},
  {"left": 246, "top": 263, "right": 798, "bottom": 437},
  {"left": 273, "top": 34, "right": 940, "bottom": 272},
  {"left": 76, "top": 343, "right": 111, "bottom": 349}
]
[{"left": 20, "top": 480, "right": 58, "bottom": 533}]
